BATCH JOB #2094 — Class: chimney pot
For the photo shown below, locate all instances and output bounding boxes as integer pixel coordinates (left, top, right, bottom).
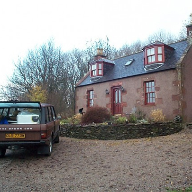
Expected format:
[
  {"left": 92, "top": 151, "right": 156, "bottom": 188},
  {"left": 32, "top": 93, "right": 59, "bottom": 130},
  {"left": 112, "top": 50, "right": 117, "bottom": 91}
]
[{"left": 94, "top": 48, "right": 106, "bottom": 60}]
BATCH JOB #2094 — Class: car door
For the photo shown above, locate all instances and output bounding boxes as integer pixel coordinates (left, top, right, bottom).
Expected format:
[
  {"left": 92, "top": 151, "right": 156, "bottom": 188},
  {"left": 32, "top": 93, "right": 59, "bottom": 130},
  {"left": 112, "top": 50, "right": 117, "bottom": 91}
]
[{"left": 51, "top": 106, "right": 60, "bottom": 135}]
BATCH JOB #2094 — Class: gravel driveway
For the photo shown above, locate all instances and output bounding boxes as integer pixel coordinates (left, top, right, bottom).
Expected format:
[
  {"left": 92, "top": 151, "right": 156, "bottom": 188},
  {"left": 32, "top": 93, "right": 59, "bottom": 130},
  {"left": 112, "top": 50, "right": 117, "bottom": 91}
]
[{"left": 0, "top": 128, "right": 192, "bottom": 192}]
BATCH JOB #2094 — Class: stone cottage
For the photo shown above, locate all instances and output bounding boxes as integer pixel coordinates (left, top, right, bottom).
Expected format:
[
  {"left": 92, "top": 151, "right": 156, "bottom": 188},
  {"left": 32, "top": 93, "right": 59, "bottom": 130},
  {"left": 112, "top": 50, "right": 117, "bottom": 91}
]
[{"left": 75, "top": 19, "right": 192, "bottom": 122}]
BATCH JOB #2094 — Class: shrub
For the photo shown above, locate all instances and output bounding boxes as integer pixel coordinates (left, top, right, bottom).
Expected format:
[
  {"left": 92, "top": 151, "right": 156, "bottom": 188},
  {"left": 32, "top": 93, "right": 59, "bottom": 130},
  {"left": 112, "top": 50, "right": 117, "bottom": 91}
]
[
  {"left": 129, "top": 107, "right": 147, "bottom": 123},
  {"left": 81, "top": 106, "right": 111, "bottom": 124},
  {"left": 70, "top": 113, "right": 82, "bottom": 124},
  {"left": 60, "top": 118, "right": 70, "bottom": 125},
  {"left": 136, "top": 109, "right": 146, "bottom": 120},
  {"left": 114, "top": 116, "right": 127, "bottom": 124},
  {"left": 128, "top": 113, "right": 137, "bottom": 123},
  {"left": 61, "top": 113, "right": 82, "bottom": 125},
  {"left": 150, "top": 109, "right": 165, "bottom": 122}
]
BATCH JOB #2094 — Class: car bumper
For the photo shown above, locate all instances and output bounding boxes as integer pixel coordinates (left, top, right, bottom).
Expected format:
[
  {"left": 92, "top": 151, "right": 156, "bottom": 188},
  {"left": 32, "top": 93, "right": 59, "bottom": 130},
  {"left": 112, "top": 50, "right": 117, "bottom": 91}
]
[{"left": 0, "top": 140, "right": 46, "bottom": 148}]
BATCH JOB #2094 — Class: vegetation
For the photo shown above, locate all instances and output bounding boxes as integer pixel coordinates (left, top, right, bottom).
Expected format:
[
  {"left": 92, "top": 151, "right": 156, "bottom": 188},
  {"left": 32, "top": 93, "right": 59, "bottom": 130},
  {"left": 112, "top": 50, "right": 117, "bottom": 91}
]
[
  {"left": 81, "top": 106, "right": 111, "bottom": 124},
  {"left": 27, "top": 85, "right": 47, "bottom": 103},
  {"left": 150, "top": 109, "right": 166, "bottom": 122},
  {"left": 128, "top": 114, "right": 137, "bottom": 123},
  {"left": 60, "top": 113, "right": 82, "bottom": 125},
  {"left": 166, "top": 186, "right": 192, "bottom": 192},
  {"left": 113, "top": 116, "right": 128, "bottom": 124},
  {"left": 60, "top": 107, "right": 168, "bottom": 125}
]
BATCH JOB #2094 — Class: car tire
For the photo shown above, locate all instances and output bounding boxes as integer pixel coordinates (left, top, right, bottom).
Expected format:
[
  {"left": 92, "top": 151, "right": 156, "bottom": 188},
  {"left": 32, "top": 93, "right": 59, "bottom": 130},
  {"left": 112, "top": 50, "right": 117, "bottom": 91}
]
[
  {"left": 54, "top": 131, "right": 60, "bottom": 143},
  {"left": 46, "top": 137, "right": 53, "bottom": 156},
  {"left": 0, "top": 148, "right": 6, "bottom": 158}
]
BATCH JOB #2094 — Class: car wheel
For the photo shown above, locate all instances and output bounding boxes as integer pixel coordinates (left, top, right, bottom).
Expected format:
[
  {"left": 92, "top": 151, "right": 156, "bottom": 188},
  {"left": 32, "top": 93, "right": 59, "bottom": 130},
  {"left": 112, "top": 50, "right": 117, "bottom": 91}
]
[
  {"left": 54, "top": 131, "right": 60, "bottom": 143},
  {"left": 0, "top": 148, "right": 6, "bottom": 158},
  {"left": 46, "top": 137, "right": 53, "bottom": 156}
]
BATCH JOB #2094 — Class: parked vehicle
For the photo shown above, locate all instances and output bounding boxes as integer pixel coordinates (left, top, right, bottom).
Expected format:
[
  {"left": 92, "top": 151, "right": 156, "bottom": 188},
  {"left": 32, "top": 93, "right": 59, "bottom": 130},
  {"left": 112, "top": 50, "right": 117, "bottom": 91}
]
[{"left": 0, "top": 101, "right": 60, "bottom": 157}]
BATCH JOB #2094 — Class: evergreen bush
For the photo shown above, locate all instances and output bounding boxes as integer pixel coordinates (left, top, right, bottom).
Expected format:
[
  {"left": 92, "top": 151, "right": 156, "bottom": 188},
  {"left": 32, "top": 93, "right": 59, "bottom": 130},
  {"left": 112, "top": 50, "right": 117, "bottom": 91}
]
[{"left": 81, "top": 106, "right": 111, "bottom": 124}]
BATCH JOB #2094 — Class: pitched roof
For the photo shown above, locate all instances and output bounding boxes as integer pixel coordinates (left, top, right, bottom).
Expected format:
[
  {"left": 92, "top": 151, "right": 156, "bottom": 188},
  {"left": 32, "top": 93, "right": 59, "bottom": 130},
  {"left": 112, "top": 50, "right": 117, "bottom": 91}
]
[{"left": 77, "top": 40, "right": 188, "bottom": 87}]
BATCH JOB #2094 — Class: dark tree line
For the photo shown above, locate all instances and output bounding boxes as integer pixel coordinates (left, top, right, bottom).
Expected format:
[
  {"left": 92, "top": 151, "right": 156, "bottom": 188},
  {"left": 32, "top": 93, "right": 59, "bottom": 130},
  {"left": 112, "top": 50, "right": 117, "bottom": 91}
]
[{"left": 1, "top": 29, "right": 187, "bottom": 117}]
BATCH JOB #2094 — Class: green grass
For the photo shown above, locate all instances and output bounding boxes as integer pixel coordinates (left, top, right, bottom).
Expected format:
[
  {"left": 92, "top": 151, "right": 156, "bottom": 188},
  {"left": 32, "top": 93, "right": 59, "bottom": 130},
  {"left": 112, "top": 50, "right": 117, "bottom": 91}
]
[{"left": 166, "top": 186, "right": 192, "bottom": 192}]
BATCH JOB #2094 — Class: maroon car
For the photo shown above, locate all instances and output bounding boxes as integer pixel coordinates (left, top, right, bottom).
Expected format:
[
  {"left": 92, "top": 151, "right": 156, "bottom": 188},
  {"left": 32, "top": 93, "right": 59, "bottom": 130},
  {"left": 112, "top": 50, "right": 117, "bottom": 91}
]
[{"left": 0, "top": 101, "right": 60, "bottom": 157}]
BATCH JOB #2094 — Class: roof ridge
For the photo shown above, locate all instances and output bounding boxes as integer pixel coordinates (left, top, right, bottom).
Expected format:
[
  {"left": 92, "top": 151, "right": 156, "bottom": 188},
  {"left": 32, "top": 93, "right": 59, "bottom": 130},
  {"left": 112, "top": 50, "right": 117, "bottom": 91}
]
[{"left": 113, "top": 50, "right": 143, "bottom": 61}]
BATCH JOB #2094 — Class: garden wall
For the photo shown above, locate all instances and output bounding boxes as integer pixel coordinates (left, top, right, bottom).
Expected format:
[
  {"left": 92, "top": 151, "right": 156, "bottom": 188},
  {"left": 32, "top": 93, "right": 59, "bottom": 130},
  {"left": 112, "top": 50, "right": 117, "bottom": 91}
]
[{"left": 60, "top": 122, "right": 183, "bottom": 140}]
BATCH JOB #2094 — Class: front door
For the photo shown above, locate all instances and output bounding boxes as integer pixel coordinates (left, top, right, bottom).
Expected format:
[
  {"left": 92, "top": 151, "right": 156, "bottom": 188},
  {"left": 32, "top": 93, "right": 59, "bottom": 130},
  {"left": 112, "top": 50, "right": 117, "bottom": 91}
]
[{"left": 112, "top": 87, "right": 122, "bottom": 115}]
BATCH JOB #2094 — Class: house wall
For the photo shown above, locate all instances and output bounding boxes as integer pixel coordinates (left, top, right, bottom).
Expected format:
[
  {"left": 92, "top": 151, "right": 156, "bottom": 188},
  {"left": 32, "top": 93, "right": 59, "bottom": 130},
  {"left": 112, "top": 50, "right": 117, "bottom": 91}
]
[
  {"left": 75, "top": 69, "right": 180, "bottom": 121},
  {"left": 181, "top": 46, "right": 192, "bottom": 122}
]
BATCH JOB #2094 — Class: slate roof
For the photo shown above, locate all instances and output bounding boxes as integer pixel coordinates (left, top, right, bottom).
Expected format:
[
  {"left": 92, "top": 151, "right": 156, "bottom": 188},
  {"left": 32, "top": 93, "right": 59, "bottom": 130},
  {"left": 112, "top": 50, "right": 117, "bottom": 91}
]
[{"left": 77, "top": 40, "right": 188, "bottom": 87}]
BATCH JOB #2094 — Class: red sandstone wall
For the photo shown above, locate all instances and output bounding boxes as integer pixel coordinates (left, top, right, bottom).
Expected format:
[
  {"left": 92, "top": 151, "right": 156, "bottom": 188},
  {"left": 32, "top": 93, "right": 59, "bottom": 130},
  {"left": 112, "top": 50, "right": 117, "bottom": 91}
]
[
  {"left": 182, "top": 46, "right": 192, "bottom": 122},
  {"left": 75, "top": 69, "right": 179, "bottom": 121}
]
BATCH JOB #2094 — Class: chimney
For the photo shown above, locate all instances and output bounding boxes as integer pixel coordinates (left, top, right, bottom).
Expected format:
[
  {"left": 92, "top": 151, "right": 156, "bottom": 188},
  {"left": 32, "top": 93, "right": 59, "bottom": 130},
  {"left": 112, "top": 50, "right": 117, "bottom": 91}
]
[
  {"left": 186, "top": 13, "right": 192, "bottom": 44},
  {"left": 94, "top": 48, "right": 106, "bottom": 60}
]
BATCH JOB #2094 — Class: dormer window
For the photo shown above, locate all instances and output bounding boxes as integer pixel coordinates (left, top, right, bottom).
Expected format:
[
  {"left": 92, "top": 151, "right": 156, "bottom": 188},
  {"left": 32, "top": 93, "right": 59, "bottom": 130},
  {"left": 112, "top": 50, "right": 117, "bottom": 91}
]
[
  {"left": 90, "top": 62, "right": 103, "bottom": 77},
  {"left": 143, "top": 42, "right": 168, "bottom": 71},
  {"left": 89, "top": 48, "right": 115, "bottom": 79},
  {"left": 145, "top": 45, "right": 164, "bottom": 65}
]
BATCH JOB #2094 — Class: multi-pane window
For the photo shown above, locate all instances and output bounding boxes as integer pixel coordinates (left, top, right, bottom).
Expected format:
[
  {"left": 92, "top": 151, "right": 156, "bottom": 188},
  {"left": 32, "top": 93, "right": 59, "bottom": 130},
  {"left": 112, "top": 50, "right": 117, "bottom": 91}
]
[
  {"left": 87, "top": 90, "right": 94, "bottom": 107},
  {"left": 90, "top": 63, "right": 103, "bottom": 77},
  {"left": 147, "top": 48, "right": 155, "bottom": 63},
  {"left": 157, "top": 47, "right": 163, "bottom": 61},
  {"left": 145, "top": 45, "right": 164, "bottom": 65},
  {"left": 91, "top": 64, "right": 97, "bottom": 76},
  {"left": 145, "top": 81, "right": 155, "bottom": 104},
  {"left": 98, "top": 63, "right": 102, "bottom": 75}
]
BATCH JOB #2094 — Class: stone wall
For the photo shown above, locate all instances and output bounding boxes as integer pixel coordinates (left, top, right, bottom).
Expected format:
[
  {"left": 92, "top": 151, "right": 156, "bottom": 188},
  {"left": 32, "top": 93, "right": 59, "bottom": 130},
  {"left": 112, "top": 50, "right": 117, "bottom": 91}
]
[{"left": 60, "top": 122, "right": 183, "bottom": 140}]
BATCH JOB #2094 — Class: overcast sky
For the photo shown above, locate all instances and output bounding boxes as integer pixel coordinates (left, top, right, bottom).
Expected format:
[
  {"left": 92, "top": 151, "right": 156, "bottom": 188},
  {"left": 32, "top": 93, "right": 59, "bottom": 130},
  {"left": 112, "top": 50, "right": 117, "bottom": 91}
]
[{"left": 0, "top": 0, "right": 192, "bottom": 86}]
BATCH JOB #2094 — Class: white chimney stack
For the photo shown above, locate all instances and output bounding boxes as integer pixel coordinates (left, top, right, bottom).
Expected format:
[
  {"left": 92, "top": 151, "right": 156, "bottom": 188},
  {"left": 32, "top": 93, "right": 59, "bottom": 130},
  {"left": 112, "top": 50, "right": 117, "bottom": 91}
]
[{"left": 186, "top": 13, "right": 192, "bottom": 44}]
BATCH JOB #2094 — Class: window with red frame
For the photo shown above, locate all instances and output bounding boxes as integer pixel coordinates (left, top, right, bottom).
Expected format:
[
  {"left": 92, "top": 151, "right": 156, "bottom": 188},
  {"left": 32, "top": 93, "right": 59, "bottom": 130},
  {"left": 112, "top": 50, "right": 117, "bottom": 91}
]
[
  {"left": 90, "top": 63, "right": 103, "bottom": 77},
  {"left": 144, "top": 81, "right": 155, "bottom": 104},
  {"left": 144, "top": 45, "right": 164, "bottom": 65},
  {"left": 87, "top": 90, "right": 94, "bottom": 107}
]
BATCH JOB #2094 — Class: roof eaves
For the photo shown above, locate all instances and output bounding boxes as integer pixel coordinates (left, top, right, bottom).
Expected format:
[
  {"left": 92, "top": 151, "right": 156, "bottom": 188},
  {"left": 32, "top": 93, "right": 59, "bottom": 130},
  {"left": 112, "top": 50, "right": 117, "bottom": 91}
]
[{"left": 75, "top": 71, "right": 90, "bottom": 87}]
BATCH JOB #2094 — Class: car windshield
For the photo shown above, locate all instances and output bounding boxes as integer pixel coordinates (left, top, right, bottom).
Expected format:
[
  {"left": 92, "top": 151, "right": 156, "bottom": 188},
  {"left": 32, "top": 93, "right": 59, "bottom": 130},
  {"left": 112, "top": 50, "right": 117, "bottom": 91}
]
[
  {"left": 0, "top": 102, "right": 40, "bottom": 108},
  {"left": 0, "top": 107, "right": 41, "bottom": 124}
]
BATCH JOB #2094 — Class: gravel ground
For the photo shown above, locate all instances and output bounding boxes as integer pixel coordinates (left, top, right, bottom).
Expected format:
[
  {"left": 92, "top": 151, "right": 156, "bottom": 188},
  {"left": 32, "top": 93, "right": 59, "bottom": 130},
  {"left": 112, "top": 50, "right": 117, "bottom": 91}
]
[{"left": 0, "top": 128, "right": 192, "bottom": 192}]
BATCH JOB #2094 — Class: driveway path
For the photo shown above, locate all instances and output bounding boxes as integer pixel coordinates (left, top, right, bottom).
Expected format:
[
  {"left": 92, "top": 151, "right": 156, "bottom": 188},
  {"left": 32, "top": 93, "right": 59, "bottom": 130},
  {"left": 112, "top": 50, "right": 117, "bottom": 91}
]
[{"left": 0, "top": 129, "right": 192, "bottom": 192}]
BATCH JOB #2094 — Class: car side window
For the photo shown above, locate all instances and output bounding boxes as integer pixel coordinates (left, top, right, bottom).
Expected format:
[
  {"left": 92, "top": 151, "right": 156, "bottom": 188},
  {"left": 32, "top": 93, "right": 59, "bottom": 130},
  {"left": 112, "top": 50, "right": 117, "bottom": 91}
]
[
  {"left": 45, "top": 107, "right": 50, "bottom": 123},
  {"left": 0, "top": 108, "right": 8, "bottom": 116},
  {"left": 51, "top": 107, "right": 56, "bottom": 120},
  {"left": 48, "top": 107, "right": 53, "bottom": 121},
  {"left": 46, "top": 107, "right": 54, "bottom": 123}
]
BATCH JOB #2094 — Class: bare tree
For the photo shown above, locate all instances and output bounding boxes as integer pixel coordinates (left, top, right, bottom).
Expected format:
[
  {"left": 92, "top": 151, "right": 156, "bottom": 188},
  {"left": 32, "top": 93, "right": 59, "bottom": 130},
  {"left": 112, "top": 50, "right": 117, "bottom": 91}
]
[
  {"left": 85, "top": 37, "right": 117, "bottom": 61},
  {"left": 2, "top": 41, "right": 70, "bottom": 115},
  {"left": 115, "top": 40, "right": 144, "bottom": 58},
  {"left": 2, "top": 39, "right": 113, "bottom": 116}
]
